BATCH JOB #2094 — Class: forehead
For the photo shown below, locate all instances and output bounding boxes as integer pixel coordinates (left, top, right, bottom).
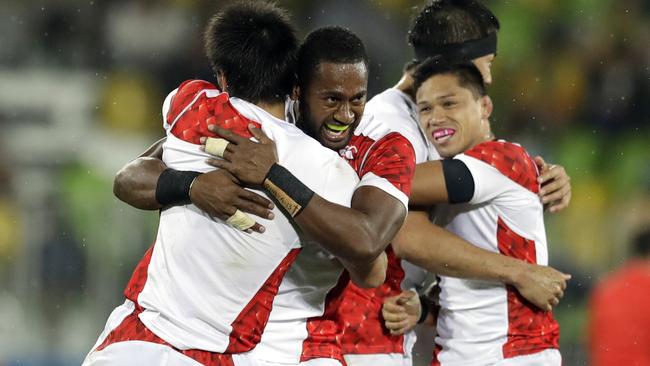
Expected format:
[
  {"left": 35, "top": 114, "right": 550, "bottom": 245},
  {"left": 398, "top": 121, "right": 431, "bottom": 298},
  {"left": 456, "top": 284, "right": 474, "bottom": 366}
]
[
  {"left": 309, "top": 61, "right": 368, "bottom": 91},
  {"left": 417, "top": 74, "right": 470, "bottom": 100}
]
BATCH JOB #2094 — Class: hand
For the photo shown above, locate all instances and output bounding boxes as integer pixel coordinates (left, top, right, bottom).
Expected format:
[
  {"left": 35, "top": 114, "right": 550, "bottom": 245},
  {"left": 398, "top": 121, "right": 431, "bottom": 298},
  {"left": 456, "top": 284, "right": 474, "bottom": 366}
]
[
  {"left": 382, "top": 290, "right": 420, "bottom": 335},
  {"left": 202, "top": 124, "right": 278, "bottom": 187},
  {"left": 534, "top": 156, "right": 572, "bottom": 213},
  {"left": 190, "top": 169, "right": 274, "bottom": 233},
  {"left": 511, "top": 263, "right": 571, "bottom": 312}
]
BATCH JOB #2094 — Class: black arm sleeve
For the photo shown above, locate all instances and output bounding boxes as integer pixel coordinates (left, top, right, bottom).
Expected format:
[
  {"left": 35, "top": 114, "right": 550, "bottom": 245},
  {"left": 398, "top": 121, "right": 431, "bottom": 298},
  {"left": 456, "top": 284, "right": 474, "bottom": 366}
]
[{"left": 441, "top": 159, "right": 475, "bottom": 204}]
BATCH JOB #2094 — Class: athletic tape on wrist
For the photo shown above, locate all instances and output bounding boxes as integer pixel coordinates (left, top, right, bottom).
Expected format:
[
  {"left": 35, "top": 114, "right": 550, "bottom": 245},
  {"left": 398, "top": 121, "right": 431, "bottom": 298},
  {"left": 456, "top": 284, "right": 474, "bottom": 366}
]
[
  {"left": 226, "top": 209, "right": 256, "bottom": 231},
  {"left": 263, "top": 163, "right": 314, "bottom": 217},
  {"left": 204, "top": 137, "right": 230, "bottom": 158},
  {"left": 155, "top": 169, "right": 201, "bottom": 206}
]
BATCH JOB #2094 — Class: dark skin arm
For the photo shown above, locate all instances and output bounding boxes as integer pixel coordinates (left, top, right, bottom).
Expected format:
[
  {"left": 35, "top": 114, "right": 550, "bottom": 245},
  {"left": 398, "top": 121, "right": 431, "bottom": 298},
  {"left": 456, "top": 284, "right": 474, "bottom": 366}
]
[
  {"left": 112, "top": 137, "right": 274, "bottom": 233},
  {"left": 204, "top": 124, "right": 406, "bottom": 287},
  {"left": 394, "top": 160, "right": 571, "bottom": 311}
]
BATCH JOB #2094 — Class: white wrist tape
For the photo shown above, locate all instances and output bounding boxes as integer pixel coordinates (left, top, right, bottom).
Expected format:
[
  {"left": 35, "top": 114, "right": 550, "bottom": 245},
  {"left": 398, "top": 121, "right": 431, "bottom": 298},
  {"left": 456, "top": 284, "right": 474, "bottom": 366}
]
[
  {"left": 204, "top": 137, "right": 230, "bottom": 158},
  {"left": 226, "top": 209, "right": 256, "bottom": 231}
]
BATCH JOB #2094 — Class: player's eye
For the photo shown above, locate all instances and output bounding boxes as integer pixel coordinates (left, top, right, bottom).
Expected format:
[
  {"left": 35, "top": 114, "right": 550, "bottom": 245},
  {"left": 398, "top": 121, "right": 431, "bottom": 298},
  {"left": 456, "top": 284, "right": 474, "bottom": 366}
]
[
  {"left": 419, "top": 105, "right": 431, "bottom": 113},
  {"left": 443, "top": 101, "right": 457, "bottom": 108},
  {"left": 324, "top": 97, "right": 338, "bottom": 106}
]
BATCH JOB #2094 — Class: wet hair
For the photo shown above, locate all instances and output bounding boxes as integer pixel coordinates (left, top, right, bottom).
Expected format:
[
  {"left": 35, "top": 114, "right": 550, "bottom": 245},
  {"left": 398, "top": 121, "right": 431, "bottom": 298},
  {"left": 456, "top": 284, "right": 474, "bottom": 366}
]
[
  {"left": 297, "top": 26, "right": 369, "bottom": 90},
  {"left": 408, "top": 0, "right": 499, "bottom": 48},
  {"left": 407, "top": 0, "right": 499, "bottom": 68},
  {"left": 413, "top": 57, "right": 486, "bottom": 98},
  {"left": 632, "top": 229, "right": 650, "bottom": 257},
  {"left": 204, "top": 1, "right": 298, "bottom": 103}
]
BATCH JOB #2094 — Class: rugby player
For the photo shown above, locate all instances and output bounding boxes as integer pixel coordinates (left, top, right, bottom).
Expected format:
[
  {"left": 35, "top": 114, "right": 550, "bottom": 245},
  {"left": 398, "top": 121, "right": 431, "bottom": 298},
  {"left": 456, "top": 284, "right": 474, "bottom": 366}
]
[
  {"left": 383, "top": 59, "right": 563, "bottom": 366},
  {"left": 84, "top": 3, "right": 390, "bottom": 366},
  {"left": 204, "top": 27, "right": 568, "bottom": 366},
  {"left": 111, "top": 3, "right": 572, "bottom": 366}
]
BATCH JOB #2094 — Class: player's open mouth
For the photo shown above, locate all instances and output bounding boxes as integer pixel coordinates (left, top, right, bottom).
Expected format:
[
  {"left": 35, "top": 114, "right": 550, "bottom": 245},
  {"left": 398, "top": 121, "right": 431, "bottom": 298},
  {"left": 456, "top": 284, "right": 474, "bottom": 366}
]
[
  {"left": 322, "top": 122, "right": 351, "bottom": 142},
  {"left": 432, "top": 128, "right": 456, "bottom": 143}
]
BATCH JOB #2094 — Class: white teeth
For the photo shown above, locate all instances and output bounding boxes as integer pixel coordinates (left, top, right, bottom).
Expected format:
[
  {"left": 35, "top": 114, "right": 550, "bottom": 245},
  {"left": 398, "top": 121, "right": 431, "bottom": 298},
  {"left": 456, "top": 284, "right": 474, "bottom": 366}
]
[{"left": 436, "top": 134, "right": 452, "bottom": 143}]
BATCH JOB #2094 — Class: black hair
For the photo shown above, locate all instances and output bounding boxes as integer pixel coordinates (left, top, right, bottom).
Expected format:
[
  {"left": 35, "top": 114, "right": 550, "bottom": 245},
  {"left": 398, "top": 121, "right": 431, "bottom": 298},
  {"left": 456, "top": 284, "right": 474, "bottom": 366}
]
[
  {"left": 204, "top": 1, "right": 298, "bottom": 104},
  {"left": 408, "top": 0, "right": 500, "bottom": 48},
  {"left": 632, "top": 229, "right": 650, "bottom": 258},
  {"left": 413, "top": 57, "right": 486, "bottom": 98},
  {"left": 297, "top": 26, "right": 368, "bottom": 90}
]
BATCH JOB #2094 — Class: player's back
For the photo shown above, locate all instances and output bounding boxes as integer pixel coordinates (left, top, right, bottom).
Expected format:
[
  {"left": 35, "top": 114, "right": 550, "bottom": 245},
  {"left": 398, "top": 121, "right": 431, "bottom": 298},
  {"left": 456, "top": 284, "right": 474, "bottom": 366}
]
[
  {"left": 130, "top": 79, "right": 360, "bottom": 354},
  {"left": 432, "top": 140, "right": 559, "bottom": 366}
]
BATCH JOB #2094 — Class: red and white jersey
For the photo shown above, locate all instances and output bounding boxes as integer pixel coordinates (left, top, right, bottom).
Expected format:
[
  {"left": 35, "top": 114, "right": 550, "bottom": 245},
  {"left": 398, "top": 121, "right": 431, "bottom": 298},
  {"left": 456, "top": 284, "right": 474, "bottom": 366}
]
[
  {"left": 335, "top": 88, "right": 433, "bottom": 358},
  {"left": 283, "top": 96, "right": 416, "bottom": 363},
  {"left": 336, "top": 93, "right": 422, "bottom": 357},
  {"left": 432, "top": 140, "right": 560, "bottom": 366},
  {"left": 125, "top": 80, "right": 361, "bottom": 361},
  {"left": 363, "top": 88, "right": 439, "bottom": 165}
]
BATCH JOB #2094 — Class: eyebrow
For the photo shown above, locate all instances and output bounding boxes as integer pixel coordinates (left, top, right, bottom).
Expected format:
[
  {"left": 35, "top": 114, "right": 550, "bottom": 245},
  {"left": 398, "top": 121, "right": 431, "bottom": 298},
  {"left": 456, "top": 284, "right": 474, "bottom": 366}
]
[
  {"left": 318, "top": 90, "right": 367, "bottom": 99},
  {"left": 436, "top": 93, "right": 456, "bottom": 99}
]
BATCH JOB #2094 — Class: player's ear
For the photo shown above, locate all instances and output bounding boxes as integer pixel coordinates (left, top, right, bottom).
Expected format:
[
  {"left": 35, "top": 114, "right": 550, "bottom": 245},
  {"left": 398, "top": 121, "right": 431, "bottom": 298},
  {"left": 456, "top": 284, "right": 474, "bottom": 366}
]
[
  {"left": 480, "top": 95, "right": 493, "bottom": 120},
  {"left": 217, "top": 70, "right": 228, "bottom": 93}
]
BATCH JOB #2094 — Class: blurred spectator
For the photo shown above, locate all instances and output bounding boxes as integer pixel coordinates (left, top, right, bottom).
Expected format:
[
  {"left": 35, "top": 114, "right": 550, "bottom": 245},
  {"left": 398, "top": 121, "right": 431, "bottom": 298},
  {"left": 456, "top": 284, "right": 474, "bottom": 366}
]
[{"left": 588, "top": 228, "right": 650, "bottom": 366}]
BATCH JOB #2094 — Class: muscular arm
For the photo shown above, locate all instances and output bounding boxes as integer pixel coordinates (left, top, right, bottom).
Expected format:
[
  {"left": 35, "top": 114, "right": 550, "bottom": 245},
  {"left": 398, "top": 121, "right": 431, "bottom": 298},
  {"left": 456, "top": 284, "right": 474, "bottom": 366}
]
[
  {"left": 113, "top": 138, "right": 166, "bottom": 209},
  {"left": 206, "top": 125, "right": 409, "bottom": 287},
  {"left": 112, "top": 137, "right": 273, "bottom": 231},
  {"left": 394, "top": 159, "right": 570, "bottom": 310},
  {"left": 295, "top": 186, "right": 405, "bottom": 286}
]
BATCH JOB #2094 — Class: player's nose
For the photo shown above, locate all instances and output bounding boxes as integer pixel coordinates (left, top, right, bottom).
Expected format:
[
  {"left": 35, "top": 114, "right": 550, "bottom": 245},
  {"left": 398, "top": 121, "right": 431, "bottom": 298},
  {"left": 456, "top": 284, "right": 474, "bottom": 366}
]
[{"left": 334, "top": 103, "right": 355, "bottom": 125}]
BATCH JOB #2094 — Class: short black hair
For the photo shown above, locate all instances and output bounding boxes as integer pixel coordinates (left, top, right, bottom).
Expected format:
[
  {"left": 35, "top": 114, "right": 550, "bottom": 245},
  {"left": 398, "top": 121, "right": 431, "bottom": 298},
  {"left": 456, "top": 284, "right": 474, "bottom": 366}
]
[
  {"left": 632, "top": 229, "right": 650, "bottom": 258},
  {"left": 204, "top": 1, "right": 298, "bottom": 104},
  {"left": 413, "top": 57, "right": 486, "bottom": 98},
  {"left": 297, "top": 26, "right": 368, "bottom": 90},
  {"left": 408, "top": 0, "right": 499, "bottom": 63}
]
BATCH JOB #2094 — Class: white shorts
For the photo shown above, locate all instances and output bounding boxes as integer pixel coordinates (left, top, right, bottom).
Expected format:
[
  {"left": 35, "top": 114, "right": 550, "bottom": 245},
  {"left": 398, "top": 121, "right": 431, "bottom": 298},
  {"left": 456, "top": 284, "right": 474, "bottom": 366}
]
[
  {"left": 84, "top": 300, "right": 344, "bottom": 366},
  {"left": 492, "top": 349, "right": 561, "bottom": 366}
]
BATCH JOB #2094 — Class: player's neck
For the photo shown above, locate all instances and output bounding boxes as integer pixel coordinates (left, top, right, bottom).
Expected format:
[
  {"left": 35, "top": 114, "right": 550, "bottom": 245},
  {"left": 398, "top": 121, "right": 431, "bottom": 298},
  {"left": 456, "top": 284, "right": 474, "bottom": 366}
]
[
  {"left": 256, "top": 102, "right": 286, "bottom": 121},
  {"left": 394, "top": 72, "right": 416, "bottom": 101}
]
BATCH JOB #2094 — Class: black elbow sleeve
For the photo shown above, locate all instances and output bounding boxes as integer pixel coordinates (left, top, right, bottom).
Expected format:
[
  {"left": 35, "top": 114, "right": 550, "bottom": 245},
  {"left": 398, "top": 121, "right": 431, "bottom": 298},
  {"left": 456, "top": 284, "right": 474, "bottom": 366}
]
[{"left": 441, "top": 159, "right": 475, "bottom": 204}]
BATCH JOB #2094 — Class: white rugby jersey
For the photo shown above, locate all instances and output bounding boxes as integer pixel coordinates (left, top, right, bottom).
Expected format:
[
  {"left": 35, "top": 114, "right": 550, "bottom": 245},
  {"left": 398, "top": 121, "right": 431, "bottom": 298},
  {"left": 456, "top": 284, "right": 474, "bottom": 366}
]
[
  {"left": 432, "top": 140, "right": 559, "bottom": 366},
  {"left": 122, "top": 80, "right": 361, "bottom": 360},
  {"left": 282, "top": 95, "right": 417, "bottom": 363},
  {"left": 336, "top": 88, "right": 432, "bottom": 358},
  {"left": 364, "top": 88, "right": 439, "bottom": 165}
]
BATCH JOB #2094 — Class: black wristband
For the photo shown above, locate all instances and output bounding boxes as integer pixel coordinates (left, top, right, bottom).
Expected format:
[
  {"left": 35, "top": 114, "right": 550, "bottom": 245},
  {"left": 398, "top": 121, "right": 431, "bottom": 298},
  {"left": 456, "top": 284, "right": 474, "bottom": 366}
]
[
  {"left": 418, "top": 295, "right": 430, "bottom": 324},
  {"left": 155, "top": 169, "right": 201, "bottom": 206},
  {"left": 263, "top": 163, "right": 314, "bottom": 217}
]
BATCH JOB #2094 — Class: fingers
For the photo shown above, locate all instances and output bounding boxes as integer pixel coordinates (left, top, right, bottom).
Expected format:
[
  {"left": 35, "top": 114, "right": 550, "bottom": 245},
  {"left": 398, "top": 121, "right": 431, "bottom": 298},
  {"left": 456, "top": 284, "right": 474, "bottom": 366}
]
[
  {"left": 208, "top": 125, "right": 246, "bottom": 144},
  {"left": 548, "top": 190, "right": 572, "bottom": 213},
  {"left": 249, "top": 223, "right": 266, "bottom": 234},
  {"left": 240, "top": 188, "right": 274, "bottom": 210},
  {"left": 236, "top": 197, "right": 274, "bottom": 220},
  {"left": 533, "top": 156, "right": 547, "bottom": 171},
  {"left": 385, "top": 319, "right": 411, "bottom": 335},
  {"left": 538, "top": 164, "right": 568, "bottom": 186},
  {"left": 206, "top": 158, "right": 230, "bottom": 171},
  {"left": 541, "top": 184, "right": 570, "bottom": 205},
  {"left": 248, "top": 124, "right": 272, "bottom": 144}
]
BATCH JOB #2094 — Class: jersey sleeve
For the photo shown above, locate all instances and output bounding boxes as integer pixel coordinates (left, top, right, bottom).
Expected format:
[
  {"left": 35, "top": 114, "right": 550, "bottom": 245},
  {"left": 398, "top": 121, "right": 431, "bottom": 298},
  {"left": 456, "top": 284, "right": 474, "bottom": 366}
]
[
  {"left": 161, "top": 79, "right": 263, "bottom": 145},
  {"left": 356, "top": 132, "right": 416, "bottom": 210},
  {"left": 454, "top": 141, "right": 540, "bottom": 204}
]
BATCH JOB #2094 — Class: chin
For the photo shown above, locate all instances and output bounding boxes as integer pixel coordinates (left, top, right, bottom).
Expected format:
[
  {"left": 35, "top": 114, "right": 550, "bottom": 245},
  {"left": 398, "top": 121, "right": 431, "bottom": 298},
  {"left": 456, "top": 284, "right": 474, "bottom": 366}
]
[{"left": 435, "top": 145, "right": 461, "bottom": 158}]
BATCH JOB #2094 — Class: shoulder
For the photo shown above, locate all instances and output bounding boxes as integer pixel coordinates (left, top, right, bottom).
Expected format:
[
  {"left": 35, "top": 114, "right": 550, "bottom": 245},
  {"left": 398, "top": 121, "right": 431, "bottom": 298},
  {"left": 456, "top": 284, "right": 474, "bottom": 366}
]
[
  {"left": 166, "top": 80, "right": 261, "bottom": 144},
  {"left": 463, "top": 140, "right": 540, "bottom": 194},
  {"left": 165, "top": 80, "right": 220, "bottom": 124}
]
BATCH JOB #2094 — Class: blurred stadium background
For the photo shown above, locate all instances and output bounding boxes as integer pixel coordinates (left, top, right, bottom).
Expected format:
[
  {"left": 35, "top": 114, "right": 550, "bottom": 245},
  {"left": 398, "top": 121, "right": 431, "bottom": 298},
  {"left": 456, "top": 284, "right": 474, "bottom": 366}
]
[{"left": 0, "top": 0, "right": 648, "bottom": 365}]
